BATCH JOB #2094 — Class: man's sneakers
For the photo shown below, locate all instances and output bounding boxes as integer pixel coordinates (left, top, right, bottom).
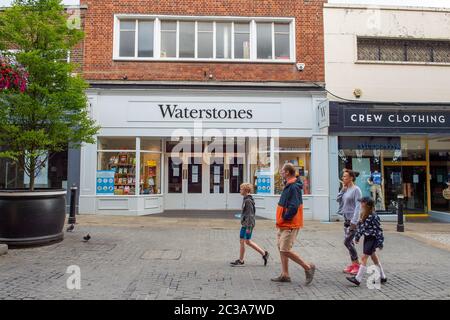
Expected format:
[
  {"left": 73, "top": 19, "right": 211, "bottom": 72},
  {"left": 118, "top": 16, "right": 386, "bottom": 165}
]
[
  {"left": 270, "top": 275, "right": 292, "bottom": 283},
  {"left": 305, "top": 264, "right": 316, "bottom": 286},
  {"left": 262, "top": 251, "right": 269, "bottom": 266},
  {"left": 346, "top": 276, "right": 361, "bottom": 286},
  {"left": 230, "top": 259, "right": 244, "bottom": 266},
  {"left": 381, "top": 277, "right": 388, "bottom": 284}
]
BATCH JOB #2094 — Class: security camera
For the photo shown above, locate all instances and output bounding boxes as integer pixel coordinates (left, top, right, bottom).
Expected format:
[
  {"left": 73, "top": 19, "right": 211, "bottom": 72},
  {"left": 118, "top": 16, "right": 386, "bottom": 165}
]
[{"left": 296, "top": 63, "right": 305, "bottom": 71}]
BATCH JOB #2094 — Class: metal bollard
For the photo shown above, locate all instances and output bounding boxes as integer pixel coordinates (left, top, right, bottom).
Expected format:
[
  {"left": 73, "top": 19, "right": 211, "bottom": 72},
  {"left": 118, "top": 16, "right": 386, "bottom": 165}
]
[
  {"left": 397, "top": 194, "right": 404, "bottom": 232},
  {"left": 68, "top": 185, "right": 77, "bottom": 225}
]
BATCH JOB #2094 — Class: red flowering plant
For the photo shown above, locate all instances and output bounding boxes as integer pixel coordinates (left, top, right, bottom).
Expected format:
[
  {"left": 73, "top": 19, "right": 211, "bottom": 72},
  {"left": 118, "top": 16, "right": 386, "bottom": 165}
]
[{"left": 0, "top": 55, "right": 28, "bottom": 92}]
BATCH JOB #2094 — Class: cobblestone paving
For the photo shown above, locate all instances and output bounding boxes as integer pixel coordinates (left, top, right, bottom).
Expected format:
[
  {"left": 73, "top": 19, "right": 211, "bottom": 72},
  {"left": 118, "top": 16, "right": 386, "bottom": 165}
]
[
  {"left": 414, "top": 233, "right": 450, "bottom": 246},
  {"left": 0, "top": 218, "right": 450, "bottom": 300}
]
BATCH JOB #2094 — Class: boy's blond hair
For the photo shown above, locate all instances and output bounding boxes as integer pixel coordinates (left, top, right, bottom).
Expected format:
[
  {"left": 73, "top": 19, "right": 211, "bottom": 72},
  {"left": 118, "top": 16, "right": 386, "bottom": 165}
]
[{"left": 240, "top": 183, "right": 254, "bottom": 194}]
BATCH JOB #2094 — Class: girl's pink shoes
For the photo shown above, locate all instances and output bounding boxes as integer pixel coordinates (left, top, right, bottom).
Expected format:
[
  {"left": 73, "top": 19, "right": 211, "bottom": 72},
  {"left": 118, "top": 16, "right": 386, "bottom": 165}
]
[{"left": 343, "top": 263, "right": 360, "bottom": 275}]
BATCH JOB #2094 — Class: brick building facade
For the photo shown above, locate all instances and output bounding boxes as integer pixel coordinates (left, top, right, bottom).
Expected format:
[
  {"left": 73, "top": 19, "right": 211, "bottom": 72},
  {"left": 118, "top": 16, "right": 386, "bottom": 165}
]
[{"left": 80, "top": 0, "right": 325, "bottom": 83}]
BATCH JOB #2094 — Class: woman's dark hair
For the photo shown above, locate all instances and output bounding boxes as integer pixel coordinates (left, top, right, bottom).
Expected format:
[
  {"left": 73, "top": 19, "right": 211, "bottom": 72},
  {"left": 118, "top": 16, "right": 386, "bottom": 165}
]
[{"left": 343, "top": 169, "right": 360, "bottom": 181}]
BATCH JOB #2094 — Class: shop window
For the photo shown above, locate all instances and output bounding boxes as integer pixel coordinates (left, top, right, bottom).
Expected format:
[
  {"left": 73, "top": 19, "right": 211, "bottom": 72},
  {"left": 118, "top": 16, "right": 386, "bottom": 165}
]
[
  {"left": 0, "top": 157, "right": 25, "bottom": 189},
  {"left": 338, "top": 136, "right": 430, "bottom": 214},
  {"left": 249, "top": 138, "right": 311, "bottom": 196},
  {"left": 140, "top": 138, "right": 162, "bottom": 195},
  {"left": 140, "top": 153, "right": 161, "bottom": 195},
  {"left": 400, "top": 137, "right": 426, "bottom": 161},
  {"left": 97, "top": 138, "right": 136, "bottom": 195},
  {"left": 97, "top": 152, "right": 137, "bottom": 195},
  {"left": 98, "top": 137, "right": 135, "bottom": 151},
  {"left": 250, "top": 138, "right": 271, "bottom": 195},
  {"left": 430, "top": 137, "right": 450, "bottom": 213},
  {"left": 141, "top": 138, "right": 162, "bottom": 152},
  {"left": 274, "top": 138, "right": 311, "bottom": 195}
]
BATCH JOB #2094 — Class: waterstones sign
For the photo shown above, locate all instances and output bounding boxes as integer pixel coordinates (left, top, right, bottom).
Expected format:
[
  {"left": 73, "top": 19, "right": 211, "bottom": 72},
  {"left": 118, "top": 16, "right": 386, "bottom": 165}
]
[
  {"left": 127, "top": 101, "right": 282, "bottom": 123},
  {"left": 329, "top": 102, "right": 450, "bottom": 134},
  {"left": 158, "top": 104, "right": 253, "bottom": 120}
]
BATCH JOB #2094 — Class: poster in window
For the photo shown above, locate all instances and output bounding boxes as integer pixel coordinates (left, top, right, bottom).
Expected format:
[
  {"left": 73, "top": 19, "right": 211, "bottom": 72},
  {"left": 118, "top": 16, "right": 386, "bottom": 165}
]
[{"left": 96, "top": 170, "right": 115, "bottom": 195}]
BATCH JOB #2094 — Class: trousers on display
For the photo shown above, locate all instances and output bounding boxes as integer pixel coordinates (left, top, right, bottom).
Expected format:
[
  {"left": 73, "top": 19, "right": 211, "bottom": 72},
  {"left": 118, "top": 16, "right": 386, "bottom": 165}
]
[{"left": 371, "top": 184, "right": 385, "bottom": 211}]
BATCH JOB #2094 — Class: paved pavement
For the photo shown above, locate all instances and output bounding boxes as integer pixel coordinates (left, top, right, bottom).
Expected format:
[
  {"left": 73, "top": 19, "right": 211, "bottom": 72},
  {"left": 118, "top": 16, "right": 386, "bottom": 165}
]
[{"left": 0, "top": 214, "right": 449, "bottom": 300}]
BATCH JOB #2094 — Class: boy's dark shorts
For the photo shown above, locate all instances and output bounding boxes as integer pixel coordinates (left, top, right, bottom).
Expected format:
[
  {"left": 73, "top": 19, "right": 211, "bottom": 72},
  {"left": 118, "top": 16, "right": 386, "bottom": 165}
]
[
  {"left": 363, "top": 236, "right": 378, "bottom": 255},
  {"left": 240, "top": 227, "right": 253, "bottom": 240}
]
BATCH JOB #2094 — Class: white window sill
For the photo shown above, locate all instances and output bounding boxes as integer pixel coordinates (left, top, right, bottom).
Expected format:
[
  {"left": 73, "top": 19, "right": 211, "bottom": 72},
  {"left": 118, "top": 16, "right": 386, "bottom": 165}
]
[
  {"left": 355, "top": 60, "right": 450, "bottom": 67},
  {"left": 113, "top": 57, "right": 295, "bottom": 64}
]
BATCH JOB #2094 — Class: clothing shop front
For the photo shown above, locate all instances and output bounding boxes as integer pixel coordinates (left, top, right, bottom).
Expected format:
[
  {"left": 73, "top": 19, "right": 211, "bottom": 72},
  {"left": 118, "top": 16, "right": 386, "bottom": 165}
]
[
  {"left": 79, "top": 86, "right": 329, "bottom": 220},
  {"left": 329, "top": 102, "right": 450, "bottom": 220}
]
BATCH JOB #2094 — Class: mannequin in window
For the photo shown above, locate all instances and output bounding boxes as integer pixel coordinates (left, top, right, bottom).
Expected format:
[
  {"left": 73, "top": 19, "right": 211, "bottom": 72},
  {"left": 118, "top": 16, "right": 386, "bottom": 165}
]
[{"left": 367, "top": 170, "right": 385, "bottom": 211}]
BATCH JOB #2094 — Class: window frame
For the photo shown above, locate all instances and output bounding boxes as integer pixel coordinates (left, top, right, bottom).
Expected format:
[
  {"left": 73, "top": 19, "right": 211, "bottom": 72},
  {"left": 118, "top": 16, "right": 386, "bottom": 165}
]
[
  {"left": 96, "top": 137, "right": 164, "bottom": 197},
  {"left": 113, "top": 15, "right": 296, "bottom": 63},
  {"left": 355, "top": 36, "right": 450, "bottom": 66}
]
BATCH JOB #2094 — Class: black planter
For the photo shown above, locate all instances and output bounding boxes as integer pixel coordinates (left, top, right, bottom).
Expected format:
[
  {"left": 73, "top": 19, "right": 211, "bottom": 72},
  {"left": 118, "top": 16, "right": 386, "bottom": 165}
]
[{"left": 0, "top": 189, "right": 67, "bottom": 247}]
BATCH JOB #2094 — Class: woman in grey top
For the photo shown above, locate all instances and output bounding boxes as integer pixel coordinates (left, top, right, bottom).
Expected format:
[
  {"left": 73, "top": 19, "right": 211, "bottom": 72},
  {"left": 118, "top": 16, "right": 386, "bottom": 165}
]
[{"left": 337, "top": 169, "right": 362, "bottom": 275}]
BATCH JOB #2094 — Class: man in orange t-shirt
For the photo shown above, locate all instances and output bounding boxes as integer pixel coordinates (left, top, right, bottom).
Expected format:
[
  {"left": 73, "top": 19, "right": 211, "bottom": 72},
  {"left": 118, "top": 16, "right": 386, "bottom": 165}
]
[{"left": 271, "top": 163, "right": 316, "bottom": 285}]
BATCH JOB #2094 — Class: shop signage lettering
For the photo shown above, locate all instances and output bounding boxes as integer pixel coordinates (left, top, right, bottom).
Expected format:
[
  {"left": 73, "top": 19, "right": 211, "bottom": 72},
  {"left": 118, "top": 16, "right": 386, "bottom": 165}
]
[
  {"left": 349, "top": 113, "right": 446, "bottom": 125},
  {"left": 329, "top": 102, "right": 450, "bottom": 133},
  {"left": 344, "top": 108, "right": 449, "bottom": 128},
  {"left": 159, "top": 104, "right": 253, "bottom": 120},
  {"left": 356, "top": 143, "right": 400, "bottom": 150},
  {"left": 339, "top": 137, "right": 401, "bottom": 150}
]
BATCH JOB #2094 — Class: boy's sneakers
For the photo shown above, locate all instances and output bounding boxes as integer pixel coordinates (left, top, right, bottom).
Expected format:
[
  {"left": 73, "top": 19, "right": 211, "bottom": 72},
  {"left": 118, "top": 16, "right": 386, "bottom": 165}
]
[
  {"left": 262, "top": 251, "right": 269, "bottom": 266},
  {"left": 346, "top": 276, "right": 361, "bottom": 286},
  {"left": 305, "top": 264, "right": 316, "bottom": 285},
  {"left": 230, "top": 259, "right": 244, "bottom": 266}
]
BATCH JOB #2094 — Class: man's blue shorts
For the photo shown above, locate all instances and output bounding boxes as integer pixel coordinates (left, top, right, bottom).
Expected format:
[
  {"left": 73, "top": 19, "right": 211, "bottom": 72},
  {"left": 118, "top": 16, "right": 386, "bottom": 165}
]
[{"left": 240, "top": 226, "right": 253, "bottom": 240}]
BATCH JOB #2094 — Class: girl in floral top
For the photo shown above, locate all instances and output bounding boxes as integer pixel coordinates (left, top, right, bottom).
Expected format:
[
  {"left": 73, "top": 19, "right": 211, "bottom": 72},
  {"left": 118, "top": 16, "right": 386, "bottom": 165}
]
[{"left": 346, "top": 197, "right": 387, "bottom": 286}]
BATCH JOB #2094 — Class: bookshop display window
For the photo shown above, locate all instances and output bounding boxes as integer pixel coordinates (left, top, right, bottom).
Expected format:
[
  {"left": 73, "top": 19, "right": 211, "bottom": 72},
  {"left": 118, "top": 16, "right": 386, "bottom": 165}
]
[
  {"left": 96, "top": 137, "right": 162, "bottom": 196},
  {"left": 140, "top": 138, "right": 162, "bottom": 195},
  {"left": 250, "top": 138, "right": 312, "bottom": 196},
  {"left": 97, "top": 151, "right": 137, "bottom": 195},
  {"left": 274, "top": 138, "right": 311, "bottom": 195},
  {"left": 250, "top": 138, "right": 271, "bottom": 195}
]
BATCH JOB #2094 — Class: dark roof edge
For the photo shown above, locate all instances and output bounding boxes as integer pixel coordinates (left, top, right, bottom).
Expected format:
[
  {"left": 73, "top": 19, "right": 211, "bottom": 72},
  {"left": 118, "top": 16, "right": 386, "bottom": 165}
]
[
  {"left": 86, "top": 80, "right": 326, "bottom": 91},
  {"left": 330, "top": 100, "right": 450, "bottom": 107}
]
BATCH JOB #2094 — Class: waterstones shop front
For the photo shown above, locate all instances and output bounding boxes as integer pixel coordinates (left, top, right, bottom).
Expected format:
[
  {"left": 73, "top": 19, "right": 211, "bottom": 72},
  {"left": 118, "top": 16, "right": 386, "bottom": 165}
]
[
  {"left": 79, "top": 86, "right": 329, "bottom": 220},
  {"left": 329, "top": 102, "right": 450, "bottom": 221}
]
